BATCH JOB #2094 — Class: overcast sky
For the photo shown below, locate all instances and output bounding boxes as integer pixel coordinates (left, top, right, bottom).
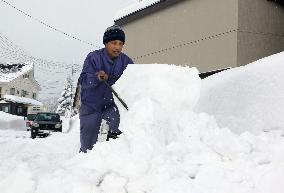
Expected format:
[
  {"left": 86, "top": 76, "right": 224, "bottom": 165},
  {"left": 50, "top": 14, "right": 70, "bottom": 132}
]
[{"left": 0, "top": 0, "right": 137, "bottom": 99}]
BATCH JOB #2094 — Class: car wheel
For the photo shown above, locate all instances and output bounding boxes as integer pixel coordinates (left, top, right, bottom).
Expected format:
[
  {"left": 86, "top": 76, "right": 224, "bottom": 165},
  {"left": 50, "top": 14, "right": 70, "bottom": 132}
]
[{"left": 31, "top": 128, "right": 38, "bottom": 139}]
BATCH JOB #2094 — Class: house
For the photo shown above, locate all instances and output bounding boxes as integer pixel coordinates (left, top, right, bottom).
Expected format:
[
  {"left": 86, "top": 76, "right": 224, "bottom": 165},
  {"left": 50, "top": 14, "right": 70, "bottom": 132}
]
[
  {"left": 114, "top": 0, "right": 284, "bottom": 72},
  {"left": 0, "top": 62, "right": 42, "bottom": 116}
]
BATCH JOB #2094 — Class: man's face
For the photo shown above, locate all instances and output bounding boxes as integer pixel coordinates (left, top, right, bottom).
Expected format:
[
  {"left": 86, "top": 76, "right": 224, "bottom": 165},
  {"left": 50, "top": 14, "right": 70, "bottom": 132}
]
[{"left": 105, "top": 40, "right": 124, "bottom": 59}]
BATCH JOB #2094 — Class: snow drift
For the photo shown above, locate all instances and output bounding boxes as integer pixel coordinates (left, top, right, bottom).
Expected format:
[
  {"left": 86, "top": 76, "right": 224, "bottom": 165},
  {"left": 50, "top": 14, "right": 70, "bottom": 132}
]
[
  {"left": 195, "top": 52, "right": 284, "bottom": 134},
  {"left": 0, "top": 111, "right": 26, "bottom": 130}
]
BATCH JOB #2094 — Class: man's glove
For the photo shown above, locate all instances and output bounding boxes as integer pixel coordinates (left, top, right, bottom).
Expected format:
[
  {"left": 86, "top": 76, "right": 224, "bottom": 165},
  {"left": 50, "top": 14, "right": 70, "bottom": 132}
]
[{"left": 96, "top": 70, "right": 109, "bottom": 81}]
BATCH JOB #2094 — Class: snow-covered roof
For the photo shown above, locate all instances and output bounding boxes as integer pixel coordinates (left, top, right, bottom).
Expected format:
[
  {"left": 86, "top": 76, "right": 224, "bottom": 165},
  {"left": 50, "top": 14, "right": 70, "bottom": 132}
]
[
  {"left": 3, "top": 95, "right": 43, "bottom": 106},
  {"left": 0, "top": 63, "right": 33, "bottom": 83},
  {"left": 114, "top": 0, "right": 162, "bottom": 21}
]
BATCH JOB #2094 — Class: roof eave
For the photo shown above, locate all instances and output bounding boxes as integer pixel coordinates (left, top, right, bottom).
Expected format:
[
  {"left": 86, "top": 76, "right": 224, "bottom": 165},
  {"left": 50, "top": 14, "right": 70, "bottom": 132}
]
[
  {"left": 115, "top": 0, "right": 184, "bottom": 26},
  {"left": 0, "top": 64, "right": 34, "bottom": 83}
]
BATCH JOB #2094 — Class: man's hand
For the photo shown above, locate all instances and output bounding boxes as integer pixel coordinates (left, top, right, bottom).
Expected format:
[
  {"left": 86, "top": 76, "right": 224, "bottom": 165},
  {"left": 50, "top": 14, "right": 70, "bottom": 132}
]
[{"left": 96, "top": 71, "right": 109, "bottom": 81}]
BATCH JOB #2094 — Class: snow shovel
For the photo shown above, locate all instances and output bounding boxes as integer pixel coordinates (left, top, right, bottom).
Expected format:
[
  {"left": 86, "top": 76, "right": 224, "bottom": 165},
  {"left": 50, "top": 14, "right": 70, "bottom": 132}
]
[{"left": 103, "top": 80, "right": 129, "bottom": 111}]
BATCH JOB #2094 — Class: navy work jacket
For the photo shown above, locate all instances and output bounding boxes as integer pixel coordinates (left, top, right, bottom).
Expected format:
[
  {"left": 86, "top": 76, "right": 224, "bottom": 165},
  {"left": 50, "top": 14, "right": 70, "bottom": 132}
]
[{"left": 79, "top": 48, "right": 133, "bottom": 115}]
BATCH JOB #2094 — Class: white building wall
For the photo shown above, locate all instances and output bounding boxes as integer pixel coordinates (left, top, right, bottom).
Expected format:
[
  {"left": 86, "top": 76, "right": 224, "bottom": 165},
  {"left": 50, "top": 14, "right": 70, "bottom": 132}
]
[
  {"left": 119, "top": 0, "right": 239, "bottom": 72},
  {"left": 0, "top": 70, "right": 40, "bottom": 100},
  {"left": 117, "top": 0, "right": 284, "bottom": 71}
]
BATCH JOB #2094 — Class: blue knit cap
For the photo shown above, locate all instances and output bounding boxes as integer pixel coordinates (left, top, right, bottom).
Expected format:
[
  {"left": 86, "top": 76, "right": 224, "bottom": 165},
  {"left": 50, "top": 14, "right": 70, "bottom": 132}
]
[{"left": 103, "top": 25, "right": 125, "bottom": 45}]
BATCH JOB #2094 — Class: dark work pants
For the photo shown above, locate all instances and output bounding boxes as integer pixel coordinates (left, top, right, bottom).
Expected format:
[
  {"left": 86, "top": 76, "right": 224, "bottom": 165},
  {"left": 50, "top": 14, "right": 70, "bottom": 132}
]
[{"left": 79, "top": 105, "right": 120, "bottom": 153}]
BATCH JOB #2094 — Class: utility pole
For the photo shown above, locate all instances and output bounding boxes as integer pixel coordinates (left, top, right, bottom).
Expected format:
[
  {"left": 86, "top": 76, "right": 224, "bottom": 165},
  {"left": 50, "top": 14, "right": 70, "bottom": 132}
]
[
  {"left": 71, "top": 65, "right": 74, "bottom": 97},
  {"left": 32, "top": 63, "right": 34, "bottom": 78},
  {"left": 70, "top": 65, "right": 74, "bottom": 116}
]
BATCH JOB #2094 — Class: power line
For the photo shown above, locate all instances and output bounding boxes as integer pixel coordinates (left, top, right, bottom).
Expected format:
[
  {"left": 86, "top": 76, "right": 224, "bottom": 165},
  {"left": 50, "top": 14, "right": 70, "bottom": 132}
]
[
  {"left": 0, "top": 0, "right": 100, "bottom": 48},
  {"left": 0, "top": 33, "right": 81, "bottom": 96},
  {"left": 0, "top": 34, "right": 83, "bottom": 100},
  {"left": 132, "top": 28, "right": 284, "bottom": 60},
  {"left": 238, "top": 29, "right": 284, "bottom": 38},
  {"left": 0, "top": 32, "right": 83, "bottom": 71},
  {"left": 132, "top": 29, "right": 238, "bottom": 60}
]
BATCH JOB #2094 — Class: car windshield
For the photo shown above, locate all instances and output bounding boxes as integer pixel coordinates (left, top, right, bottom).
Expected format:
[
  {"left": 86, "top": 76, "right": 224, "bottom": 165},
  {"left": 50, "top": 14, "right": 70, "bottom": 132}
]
[
  {"left": 27, "top": 114, "right": 37, "bottom": 121},
  {"left": 35, "top": 113, "right": 60, "bottom": 122}
]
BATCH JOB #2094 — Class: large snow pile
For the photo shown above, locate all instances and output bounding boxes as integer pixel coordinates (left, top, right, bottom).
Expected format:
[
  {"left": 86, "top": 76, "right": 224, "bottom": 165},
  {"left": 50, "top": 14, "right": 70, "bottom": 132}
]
[
  {"left": 0, "top": 111, "right": 26, "bottom": 130},
  {"left": 0, "top": 52, "right": 284, "bottom": 193},
  {"left": 195, "top": 52, "right": 284, "bottom": 134}
]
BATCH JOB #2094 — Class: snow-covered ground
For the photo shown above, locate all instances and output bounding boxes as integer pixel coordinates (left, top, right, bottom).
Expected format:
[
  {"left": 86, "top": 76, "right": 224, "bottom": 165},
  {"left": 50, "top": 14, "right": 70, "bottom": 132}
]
[{"left": 0, "top": 52, "right": 284, "bottom": 193}]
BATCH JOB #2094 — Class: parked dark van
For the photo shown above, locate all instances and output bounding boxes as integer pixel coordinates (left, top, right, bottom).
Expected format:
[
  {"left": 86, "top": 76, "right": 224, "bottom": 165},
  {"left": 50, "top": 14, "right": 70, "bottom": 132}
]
[{"left": 30, "top": 112, "right": 62, "bottom": 139}]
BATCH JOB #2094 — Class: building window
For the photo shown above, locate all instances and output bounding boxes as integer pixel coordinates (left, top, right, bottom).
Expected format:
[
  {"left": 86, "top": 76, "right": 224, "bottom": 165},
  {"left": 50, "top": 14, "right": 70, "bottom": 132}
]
[
  {"left": 0, "top": 87, "right": 2, "bottom": 98},
  {"left": 17, "top": 106, "right": 23, "bottom": 114},
  {"left": 10, "top": 88, "right": 15, "bottom": 95},
  {"left": 23, "top": 74, "right": 29, "bottom": 79},
  {"left": 1, "top": 106, "right": 9, "bottom": 113},
  {"left": 21, "top": 90, "right": 28, "bottom": 97},
  {"left": 32, "top": 93, "right": 37, "bottom": 99}
]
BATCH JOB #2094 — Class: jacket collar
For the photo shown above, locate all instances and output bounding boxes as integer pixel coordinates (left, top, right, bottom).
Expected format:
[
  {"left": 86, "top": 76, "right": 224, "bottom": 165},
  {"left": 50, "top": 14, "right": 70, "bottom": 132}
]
[{"left": 103, "top": 48, "right": 119, "bottom": 64}]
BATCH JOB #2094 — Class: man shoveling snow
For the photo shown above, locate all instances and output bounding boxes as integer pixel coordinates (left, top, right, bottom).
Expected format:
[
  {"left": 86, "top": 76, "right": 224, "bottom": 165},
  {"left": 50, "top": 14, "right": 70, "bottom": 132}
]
[{"left": 78, "top": 25, "right": 133, "bottom": 153}]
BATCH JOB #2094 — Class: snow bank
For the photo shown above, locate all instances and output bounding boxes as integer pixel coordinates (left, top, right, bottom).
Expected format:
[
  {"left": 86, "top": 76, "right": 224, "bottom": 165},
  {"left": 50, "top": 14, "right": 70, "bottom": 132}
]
[
  {"left": 1, "top": 53, "right": 284, "bottom": 193},
  {"left": 0, "top": 111, "right": 26, "bottom": 130},
  {"left": 195, "top": 51, "right": 284, "bottom": 134}
]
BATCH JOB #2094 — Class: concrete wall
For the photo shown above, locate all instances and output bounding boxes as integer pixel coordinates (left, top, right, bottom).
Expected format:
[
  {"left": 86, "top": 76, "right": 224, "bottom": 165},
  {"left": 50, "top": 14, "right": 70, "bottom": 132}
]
[
  {"left": 237, "top": 0, "right": 284, "bottom": 66},
  {"left": 0, "top": 70, "right": 40, "bottom": 99},
  {"left": 120, "top": 0, "right": 239, "bottom": 72}
]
